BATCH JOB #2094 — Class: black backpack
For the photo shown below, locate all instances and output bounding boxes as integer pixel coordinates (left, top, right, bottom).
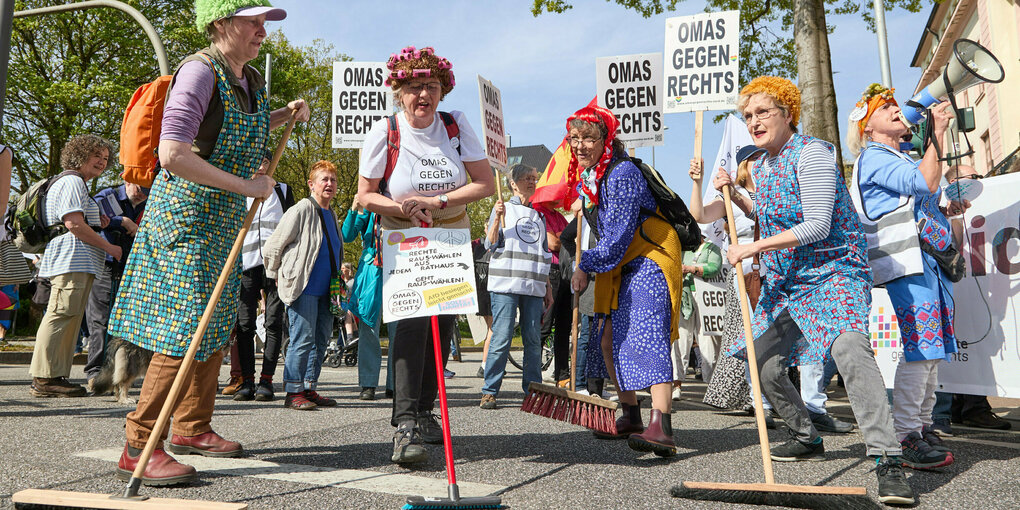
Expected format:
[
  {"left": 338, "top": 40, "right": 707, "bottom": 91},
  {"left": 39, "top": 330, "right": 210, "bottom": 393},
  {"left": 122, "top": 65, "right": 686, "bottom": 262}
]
[
  {"left": 585, "top": 156, "right": 701, "bottom": 252},
  {"left": 6, "top": 171, "right": 86, "bottom": 253}
]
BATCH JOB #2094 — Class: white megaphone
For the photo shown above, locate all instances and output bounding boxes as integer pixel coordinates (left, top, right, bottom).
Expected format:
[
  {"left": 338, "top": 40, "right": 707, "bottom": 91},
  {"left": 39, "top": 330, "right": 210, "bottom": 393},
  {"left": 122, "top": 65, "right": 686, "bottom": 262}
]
[{"left": 901, "top": 38, "right": 1004, "bottom": 126}]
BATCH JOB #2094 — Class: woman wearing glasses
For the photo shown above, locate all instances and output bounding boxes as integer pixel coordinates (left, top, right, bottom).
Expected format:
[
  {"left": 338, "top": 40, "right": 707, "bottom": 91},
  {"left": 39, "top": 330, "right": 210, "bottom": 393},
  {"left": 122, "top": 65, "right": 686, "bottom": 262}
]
[
  {"left": 357, "top": 46, "right": 494, "bottom": 465},
  {"left": 567, "top": 101, "right": 683, "bottom": 457},
  {"left": 479, "top": 164, "right": 554, "bottom": 410},
  {"left": 722, "top": 76, "right": 914, "bottom": 506}
]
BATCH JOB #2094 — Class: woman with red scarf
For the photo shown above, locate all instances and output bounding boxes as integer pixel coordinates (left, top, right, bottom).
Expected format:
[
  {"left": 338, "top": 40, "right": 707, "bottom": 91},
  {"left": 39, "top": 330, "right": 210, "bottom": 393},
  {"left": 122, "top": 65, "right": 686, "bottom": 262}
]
[{"left": 568, "top": 101, "right": 683, "bottom": 457}]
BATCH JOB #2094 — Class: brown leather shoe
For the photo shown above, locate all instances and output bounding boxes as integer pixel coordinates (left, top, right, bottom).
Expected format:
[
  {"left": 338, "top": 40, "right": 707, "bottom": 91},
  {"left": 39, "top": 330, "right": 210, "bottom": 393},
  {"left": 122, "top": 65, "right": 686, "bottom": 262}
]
[
  {"left": 115, "top": 444, "right": 196, "bottom": 486},
  {"left": 221, "top": 376, "right": 244, "bottom": 396},
  {"left": 594, "top": 402, "right": 644, "bottom": 439},
  {"left": 628, "top": 409, "right": 676, "bottom": 457},
  {"left": 30, "top": 377, "right": 87, "bottom": 397},
  {"left": 167, "top": 431, "right": 243, "bottom": 458}
]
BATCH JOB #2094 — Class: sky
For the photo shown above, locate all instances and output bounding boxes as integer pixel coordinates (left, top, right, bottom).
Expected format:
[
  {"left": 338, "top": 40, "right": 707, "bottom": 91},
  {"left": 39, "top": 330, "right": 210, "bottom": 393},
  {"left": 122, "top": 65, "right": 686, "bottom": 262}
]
[{"left": 269, "top": 0, "right": 932, "bottom": 203}]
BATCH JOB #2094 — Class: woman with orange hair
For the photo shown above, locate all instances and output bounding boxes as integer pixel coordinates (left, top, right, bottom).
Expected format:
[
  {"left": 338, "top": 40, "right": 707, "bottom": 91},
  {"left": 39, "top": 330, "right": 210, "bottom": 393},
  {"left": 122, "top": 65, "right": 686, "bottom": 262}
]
[{"left": 721, "top": 77, "right": 914, "bottom": 505}]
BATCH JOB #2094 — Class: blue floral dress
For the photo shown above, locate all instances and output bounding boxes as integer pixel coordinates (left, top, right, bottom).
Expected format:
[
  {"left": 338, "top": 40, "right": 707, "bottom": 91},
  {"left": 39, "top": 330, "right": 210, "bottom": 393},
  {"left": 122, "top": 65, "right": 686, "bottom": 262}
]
[
  {"left": 724, "top": 134, "right": 872, "bottom": 365},
  {"left": 579, "top": 158, "right": 674, "bottom": 391}
]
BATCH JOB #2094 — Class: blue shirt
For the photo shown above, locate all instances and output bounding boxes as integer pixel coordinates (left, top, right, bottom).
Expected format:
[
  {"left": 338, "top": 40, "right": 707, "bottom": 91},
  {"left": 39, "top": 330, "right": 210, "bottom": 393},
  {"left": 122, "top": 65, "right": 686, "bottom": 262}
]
[{"left": 304, "top": 208, "right": 341, "bottom": 297}]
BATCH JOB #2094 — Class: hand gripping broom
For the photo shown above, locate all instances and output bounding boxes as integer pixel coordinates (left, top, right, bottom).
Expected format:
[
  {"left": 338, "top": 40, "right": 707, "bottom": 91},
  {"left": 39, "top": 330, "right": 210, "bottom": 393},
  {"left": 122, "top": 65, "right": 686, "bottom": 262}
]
[
  {"left": 669, "top": 185, "right": 877, "bottom": 509},
  {"left": 519, "top": 217, "right": 619, "bottom": 435},
  {"left": 12, "top": 111, "right": 299, "bottom": 510}
]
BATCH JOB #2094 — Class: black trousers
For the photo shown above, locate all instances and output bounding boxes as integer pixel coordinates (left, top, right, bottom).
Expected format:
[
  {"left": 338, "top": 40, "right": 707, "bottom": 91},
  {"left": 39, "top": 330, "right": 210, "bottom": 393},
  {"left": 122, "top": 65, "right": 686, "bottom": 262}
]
[
  {"left": 232, "top": 265, "right": 285, "bottom": 379},
  {"left": 543, "top": 265, "right": 572, "bottom": 382},
  {"left": 952, "top": 393, "right": 992, "bottom": 421},
  {"left": 390, "top": 314, "right": 454, "bottom": 427}
]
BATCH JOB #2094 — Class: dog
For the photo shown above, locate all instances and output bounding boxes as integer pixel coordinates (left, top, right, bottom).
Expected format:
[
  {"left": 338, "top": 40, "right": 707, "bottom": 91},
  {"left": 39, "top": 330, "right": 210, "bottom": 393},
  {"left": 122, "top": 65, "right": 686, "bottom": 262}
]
[{"left": 89, "top": 336, "right": 153, "bottom": 405}]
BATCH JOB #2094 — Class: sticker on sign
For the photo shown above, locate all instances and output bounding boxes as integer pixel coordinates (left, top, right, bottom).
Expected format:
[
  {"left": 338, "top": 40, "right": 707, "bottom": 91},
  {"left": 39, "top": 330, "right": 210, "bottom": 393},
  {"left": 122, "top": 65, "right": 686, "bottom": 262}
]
[
  {"left": 332, "top": 62, "right": 391, "bottom": 149},
  {"left": 663, "top": 10, "right": 740, "bottom": 113},
  {"left": 596, "top": 53, "right": 664, "bottom": 148}
]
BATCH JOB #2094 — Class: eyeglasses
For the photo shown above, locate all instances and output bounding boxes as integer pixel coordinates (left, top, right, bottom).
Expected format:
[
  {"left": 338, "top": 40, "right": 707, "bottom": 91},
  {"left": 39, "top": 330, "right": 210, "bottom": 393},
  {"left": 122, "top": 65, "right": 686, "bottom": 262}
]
[
  {"left": 742, "top": 106, "right": 783, "bottom": 123},
  {"left": 404, "top": 82, "right": 442, "bottom": 95},
  {"left": 568, "top": 137, "right": 600, "bottom": 148},
  {"left": 516, "top": 176, "right": 538, "bottom": 184}
]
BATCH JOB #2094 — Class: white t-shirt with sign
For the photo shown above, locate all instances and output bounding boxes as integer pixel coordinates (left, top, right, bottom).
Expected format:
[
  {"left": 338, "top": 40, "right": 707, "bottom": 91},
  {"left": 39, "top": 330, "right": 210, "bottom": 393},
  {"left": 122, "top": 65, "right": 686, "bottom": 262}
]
[{"left": 359, "top": 110, "right": 486, "bottom": 203}]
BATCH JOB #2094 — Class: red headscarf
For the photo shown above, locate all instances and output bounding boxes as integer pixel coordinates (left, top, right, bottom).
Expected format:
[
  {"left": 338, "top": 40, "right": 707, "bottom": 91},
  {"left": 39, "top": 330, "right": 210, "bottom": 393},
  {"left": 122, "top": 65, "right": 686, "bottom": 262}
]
[{"left": 565, "top": 98, "right": 619, "bottom": 207}]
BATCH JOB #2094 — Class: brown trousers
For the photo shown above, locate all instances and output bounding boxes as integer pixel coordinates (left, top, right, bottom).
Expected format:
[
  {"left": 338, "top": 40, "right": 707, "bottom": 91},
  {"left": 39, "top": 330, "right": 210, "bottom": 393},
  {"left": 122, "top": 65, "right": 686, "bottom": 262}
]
[{"left": 125, "top": 349, "right": 225, "bottom": 449}]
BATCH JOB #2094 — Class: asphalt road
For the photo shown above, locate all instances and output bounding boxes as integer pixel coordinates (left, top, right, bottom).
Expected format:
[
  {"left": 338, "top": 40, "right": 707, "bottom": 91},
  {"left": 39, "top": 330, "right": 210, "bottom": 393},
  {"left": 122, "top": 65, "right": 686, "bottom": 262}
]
[{"left": 1, "top": 355, "right": 1018, "bottom": 510}]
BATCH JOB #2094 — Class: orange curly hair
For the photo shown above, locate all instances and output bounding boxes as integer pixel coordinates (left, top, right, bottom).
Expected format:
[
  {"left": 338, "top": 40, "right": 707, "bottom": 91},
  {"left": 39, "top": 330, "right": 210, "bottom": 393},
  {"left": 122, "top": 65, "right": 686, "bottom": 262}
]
[{"left": 739, "top": 76, "right": 801, "bottom": 127}]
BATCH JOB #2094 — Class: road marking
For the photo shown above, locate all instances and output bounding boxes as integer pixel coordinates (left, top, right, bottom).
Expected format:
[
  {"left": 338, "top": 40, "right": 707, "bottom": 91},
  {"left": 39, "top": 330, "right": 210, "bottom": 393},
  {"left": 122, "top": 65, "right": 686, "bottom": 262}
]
[
  {"left": 77, "top": 448, "right": 506, "bottom": 498},
  {"left": 943, "top": 436, "right": 1020, "bottom": 450}
]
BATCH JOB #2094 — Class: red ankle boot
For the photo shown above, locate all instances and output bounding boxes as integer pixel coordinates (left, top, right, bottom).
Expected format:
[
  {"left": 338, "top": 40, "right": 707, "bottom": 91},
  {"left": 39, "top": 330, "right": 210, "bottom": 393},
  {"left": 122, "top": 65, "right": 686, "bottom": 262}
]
[
  {"left": 594, "top": 402, "right": 645, "bottom": 439},
  {"left": 628, "top": 409, "right": 677, "bottom": 457},
  {"left": 115, "top": 443, "right": 196, "bottom": 486}
]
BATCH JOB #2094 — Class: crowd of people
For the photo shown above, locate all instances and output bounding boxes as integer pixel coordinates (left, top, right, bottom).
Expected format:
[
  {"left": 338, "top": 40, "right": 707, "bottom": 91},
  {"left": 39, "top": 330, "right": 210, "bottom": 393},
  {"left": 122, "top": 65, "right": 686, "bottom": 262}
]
[{"left": 1, "top": 1, "right": 1016, "bottom": 507}]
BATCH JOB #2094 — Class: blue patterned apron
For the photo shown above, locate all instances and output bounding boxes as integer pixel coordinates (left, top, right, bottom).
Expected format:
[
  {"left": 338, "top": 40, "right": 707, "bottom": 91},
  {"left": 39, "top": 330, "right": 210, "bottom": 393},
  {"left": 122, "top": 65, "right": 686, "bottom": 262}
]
[
  {"left": 725, "top": 133, "right": 872, "bottom": 365},
  {"left": 109, "top": 56, "right": 269, "bottom": 361}
]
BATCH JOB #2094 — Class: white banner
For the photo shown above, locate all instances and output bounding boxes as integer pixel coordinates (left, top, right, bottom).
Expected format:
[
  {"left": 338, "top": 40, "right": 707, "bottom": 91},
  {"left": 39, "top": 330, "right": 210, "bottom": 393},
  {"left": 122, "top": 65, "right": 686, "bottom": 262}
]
[
  {"left": 693, "top": 265, "right": 729, "bottom": 336},
  {"left": 870, "top": 172, "right": 1020, "bottom": 398},
  {"left": 477, "top": 75, "right": 508, "bottom": 174},
  {"left": 663, "top": 10, "right": 740, "bottom": 113},
  {"left": 381, "top": 228, "right": 478, "bottom": 323},
  {"left": 331, "top": 62, "right": 390, "bottom": 149},
  {"left": 595, "top": 53, "right": 664, "bottom": 148},
  {"left": 700, "top": 114, "right": 756, "bottom": 249}
]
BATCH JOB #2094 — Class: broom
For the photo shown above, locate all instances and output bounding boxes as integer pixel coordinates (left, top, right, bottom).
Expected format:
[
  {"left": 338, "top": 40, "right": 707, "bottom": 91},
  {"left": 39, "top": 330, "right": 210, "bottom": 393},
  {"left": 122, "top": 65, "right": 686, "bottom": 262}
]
[
  {"left": 12, "top": 111, "right": 299, "bottom": 510},
  {"left": 404, "top": 223, "right": 503, "bottom": 510},
  {"left": 669, "top": 183, "right": 876, "bottom": 509},
  {"left": 519, "top": 215, "right": 619, "bottom": 435}
]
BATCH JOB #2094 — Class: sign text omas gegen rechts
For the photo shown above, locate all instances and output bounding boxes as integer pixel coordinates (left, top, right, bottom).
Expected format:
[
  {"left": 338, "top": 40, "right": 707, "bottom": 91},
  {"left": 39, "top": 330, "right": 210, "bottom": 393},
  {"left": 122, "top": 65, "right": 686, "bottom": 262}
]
[
  {"left": 663, "top": 11, "right": 740, "bottom": 113},
  {"left": 332, "top": 62, "right": 391, "bottom": 149}
]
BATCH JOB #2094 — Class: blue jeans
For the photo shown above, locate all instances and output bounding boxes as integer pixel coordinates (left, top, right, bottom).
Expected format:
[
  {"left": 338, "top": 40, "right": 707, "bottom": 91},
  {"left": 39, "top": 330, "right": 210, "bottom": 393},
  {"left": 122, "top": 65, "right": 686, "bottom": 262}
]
[
  {"left": 575, "top": 314, "right": 591, "bottom": 389},
  {"left": 800, "top": 358, "right": 838, "bottom": 415},
  {"left": 284, "top": 293, "right": 332, "bottom": 394},
  {"left": 358, "top": 319, "right": 393, "bottom": 391},
  {"left": 932, "top": 391, "right": 952, "bottom": 421},
  {"left": 483, "top": 292, "right": 543, "bottom": 395}
]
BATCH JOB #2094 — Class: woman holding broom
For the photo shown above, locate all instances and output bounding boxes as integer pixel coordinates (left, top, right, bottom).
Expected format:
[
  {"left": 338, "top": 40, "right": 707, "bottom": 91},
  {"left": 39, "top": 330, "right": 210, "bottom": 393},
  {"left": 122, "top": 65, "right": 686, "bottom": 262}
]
[
  {"left": 567, "top": 101, "right": 683, "bottom": 457},
  {"left": 721, "top": 76, "right": 914, "bottom": 505},
  {"left": 108, "top": 0, "right": 309, "bottom": 485}
]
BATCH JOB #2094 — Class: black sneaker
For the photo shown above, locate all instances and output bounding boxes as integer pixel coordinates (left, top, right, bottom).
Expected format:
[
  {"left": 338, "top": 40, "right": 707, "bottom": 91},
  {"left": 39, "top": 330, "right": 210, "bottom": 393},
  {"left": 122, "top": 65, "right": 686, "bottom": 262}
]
[
  {"left": 359, "top": 387, "right": 376, "bottom": 401},
  {"left": 416, "top": 410, "right": 444, "bottom": 444},
  {"left": 233, "top": 379, "right": 255, "bottom": 401},
  {"left": 254, "top": 380, "right": 274, "bottom": 401},
  {"left": 770, "top": 438, "right": 825, "bottom": 462},
  {"left": 900, "top": 431, "right": 953, "bottom": 470},
  {"left": 809, "top": 411, "right": 853, "bottom": 433},
  {"left": 962, "top": 410, "right": 1012, "bottom": 430},
  {"left": 931, "top": 418, "right": 953, "bottom": 437},
  {"left": 921, "top": 424, "right": 950, "bottom": 453},
  {"left": 391, "top": 423, "right": 428, "bottom": 464},
  {"left": 876, "top": 456, "right": 916, "bottom": 505}
]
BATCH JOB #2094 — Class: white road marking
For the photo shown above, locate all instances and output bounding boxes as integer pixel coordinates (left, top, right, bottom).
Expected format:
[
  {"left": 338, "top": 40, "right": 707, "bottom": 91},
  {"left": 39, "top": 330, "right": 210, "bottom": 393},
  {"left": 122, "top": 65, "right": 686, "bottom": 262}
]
[{"left": 77, "top": 448, "right": 506, "bottom": 498}]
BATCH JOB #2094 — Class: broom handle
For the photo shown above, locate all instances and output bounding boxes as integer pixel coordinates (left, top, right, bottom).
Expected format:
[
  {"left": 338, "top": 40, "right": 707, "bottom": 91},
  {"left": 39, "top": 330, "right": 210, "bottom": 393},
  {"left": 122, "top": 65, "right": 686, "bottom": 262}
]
[
  {"left": 721, "top": 185, "right": 775, "bottom": 484},
  {"left": 569, "top": 215, "right": 583, "bottom": 391},
  {"left": 127, "top": 111, "right": 298, "bottom": 493}
]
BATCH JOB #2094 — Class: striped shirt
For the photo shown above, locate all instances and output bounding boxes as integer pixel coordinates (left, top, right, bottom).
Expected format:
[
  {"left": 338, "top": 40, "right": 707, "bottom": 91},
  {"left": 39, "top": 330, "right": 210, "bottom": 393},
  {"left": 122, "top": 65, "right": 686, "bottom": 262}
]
[
  {"left": 759, "top": 141, "right": 837, "bottom": 245},
  {"left": 38, "top": 175, "right": 104, "bottom": 278}
]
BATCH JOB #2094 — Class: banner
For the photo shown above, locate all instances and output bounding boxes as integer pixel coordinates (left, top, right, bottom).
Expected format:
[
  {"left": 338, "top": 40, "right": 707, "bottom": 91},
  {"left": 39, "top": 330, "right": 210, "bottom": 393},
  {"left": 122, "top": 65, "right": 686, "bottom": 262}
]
[
  {"left": 381, "top": 228, "right": 478, "bottom": 323},
  {"left": 477, "top": 75, "right": 508, "bottom": 174},
  {"left": 663, "top": 10, "right": 740, "bottom": 113},
  {"left": 693, "top": 265, "right": 729, "bottom": 336},
  {"left": 331, "top": 62, "right": 390, "bottom": 149},
  {"left": 700, "top": 114, "right": 756, "bottom": 249},
  {"left": 595, "top": 53, "right": 664, "bottom": 148},
  {"left": 870, "top": 171, "right": 1020, "bottom": 398}
]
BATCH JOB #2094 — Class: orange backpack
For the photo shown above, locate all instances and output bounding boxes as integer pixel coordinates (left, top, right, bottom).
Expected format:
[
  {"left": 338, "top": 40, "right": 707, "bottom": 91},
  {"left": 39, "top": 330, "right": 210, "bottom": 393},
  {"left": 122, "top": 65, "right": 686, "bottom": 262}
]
[{"left": 119, "top": 75, "right": 172, "bottom": 187}]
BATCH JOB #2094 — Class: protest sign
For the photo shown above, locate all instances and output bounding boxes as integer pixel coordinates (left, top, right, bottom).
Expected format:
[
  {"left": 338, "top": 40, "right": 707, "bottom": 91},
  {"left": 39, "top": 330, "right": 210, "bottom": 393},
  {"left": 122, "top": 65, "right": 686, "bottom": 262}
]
[
  {"left": 477, "top": 75, "right": 508, "bottom": 174},
  {"left": 381, "top": 228, "right": 478, "bottom": 322},
  {"left": 663, "top": 10, "right": 740, "bottom": 113},
  {"left": 870, "top": 171, "right": 1020, "bottom": 398},
  {"left": 595, "top": 53, "right": 664, "bottom": 148},
  {"left": 332, "top": 62, "right": 390, "bottom": 149},
  {"left": 693, "top": 265, "right": 729, "bottom": 336},
  {"left": 700, "top": 114, "right": 756, "bottom": 250}
]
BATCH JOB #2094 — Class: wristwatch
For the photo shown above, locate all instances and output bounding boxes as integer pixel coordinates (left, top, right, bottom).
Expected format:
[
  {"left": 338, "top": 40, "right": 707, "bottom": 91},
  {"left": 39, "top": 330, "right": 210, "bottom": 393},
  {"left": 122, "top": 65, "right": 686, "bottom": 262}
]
[{"left": 439, "top": 194, "right": 449, "bottom": 209}]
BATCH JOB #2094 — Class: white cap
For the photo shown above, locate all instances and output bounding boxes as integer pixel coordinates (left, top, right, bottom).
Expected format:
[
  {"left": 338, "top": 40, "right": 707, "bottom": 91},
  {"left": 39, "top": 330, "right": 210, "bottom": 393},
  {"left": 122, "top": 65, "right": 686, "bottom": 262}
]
[{"left": 232, "top": 6, "right": 287, "bottom": 21}]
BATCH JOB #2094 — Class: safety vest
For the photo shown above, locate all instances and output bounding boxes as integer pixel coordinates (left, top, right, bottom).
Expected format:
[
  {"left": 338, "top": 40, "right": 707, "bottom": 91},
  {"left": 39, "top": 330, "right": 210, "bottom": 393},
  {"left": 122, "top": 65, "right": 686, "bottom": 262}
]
[
  {"left": 849, "top": 145, "right": 923, "bottom": 286},
  {"left": 242, "top": 183, "right": 288, "bottom": 271},
  {"left": 487, "top": 200, "right": 551, "bottom": 297}
]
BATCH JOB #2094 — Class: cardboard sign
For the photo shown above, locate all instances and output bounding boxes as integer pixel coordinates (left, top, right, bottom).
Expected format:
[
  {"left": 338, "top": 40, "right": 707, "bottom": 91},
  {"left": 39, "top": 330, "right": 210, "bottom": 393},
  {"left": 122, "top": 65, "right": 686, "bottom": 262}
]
[
  {"left": 595, "top": 53, "right": 664, "bottom": 148},
  {"left": 869, "top": 171, "right": 1020, "bottom": 398},
  {"left": 693, "top": 265, "right": 729, "bottom": 336},
  {"left": 381, "top": 227, "right": 478, "bottom": 322},
  {"left": 477, "top": 75, "right": 508, "bottom": 173},
  {"left": 332, "top": 62, "right": 390, "bottom": 149},
  {"left": 700, "top": 114, "right": 757, "bottom": 250},
  {"left": 663, "top": 10, "right": 740, "bottom": 113}
]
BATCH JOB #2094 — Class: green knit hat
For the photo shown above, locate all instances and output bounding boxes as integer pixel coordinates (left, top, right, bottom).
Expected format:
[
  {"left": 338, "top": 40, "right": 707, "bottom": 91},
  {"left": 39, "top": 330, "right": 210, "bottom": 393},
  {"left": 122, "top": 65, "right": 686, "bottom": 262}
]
[{"left": 194, "top": 0, "right": 286, "bottom": 34}]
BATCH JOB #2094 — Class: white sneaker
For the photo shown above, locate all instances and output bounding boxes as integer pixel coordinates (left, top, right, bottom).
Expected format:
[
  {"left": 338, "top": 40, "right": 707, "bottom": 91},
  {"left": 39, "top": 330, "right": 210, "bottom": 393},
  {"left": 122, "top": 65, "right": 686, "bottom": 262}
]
[
  {"left": 609, "top": 394, "right": 620, "bottom": 402},
  {"left": 671, "top": 387, "right": 682, "bottom": 401},
  {"left": 575, "top": 389, "right": 590, "bottom": 396}
]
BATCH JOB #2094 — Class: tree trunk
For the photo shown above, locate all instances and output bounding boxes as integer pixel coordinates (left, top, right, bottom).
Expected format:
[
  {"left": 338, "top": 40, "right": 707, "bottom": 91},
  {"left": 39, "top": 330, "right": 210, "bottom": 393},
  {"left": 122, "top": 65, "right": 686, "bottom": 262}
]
[{"left": 793, "top": 0, "right": 844, "bottom": 171}]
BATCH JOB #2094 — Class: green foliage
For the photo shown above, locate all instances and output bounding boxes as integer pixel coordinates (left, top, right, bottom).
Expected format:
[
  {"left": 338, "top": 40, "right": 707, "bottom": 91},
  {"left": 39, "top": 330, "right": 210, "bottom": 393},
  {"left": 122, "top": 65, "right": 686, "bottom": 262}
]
[{"left": 532, "top": 0, "right": 682, "bottom": 17}]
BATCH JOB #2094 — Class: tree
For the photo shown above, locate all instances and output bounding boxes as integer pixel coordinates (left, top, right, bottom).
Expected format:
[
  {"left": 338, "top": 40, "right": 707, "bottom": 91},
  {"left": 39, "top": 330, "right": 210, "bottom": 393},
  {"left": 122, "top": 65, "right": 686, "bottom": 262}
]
[{"left": 532, "top": 0, "right": 926, "bottom": 167}]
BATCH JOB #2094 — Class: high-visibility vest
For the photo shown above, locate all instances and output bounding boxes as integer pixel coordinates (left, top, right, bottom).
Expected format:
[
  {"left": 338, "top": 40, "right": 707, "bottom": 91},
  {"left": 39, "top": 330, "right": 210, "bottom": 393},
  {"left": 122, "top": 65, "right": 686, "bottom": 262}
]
[
  {"left": 242, "top": 183, "right": 288, "bottom": 271},
  {"left": 487, "top": 201, "right": 551, "bottom": 297}
]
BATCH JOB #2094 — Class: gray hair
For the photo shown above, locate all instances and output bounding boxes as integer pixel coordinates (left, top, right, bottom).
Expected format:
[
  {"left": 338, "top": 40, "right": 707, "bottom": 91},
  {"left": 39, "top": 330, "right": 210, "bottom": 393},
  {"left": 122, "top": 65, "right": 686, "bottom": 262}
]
[
  {"left": 510, "top": 164, "right": 536, "bottom": 183},
  {"left": 341, "top": 262, "right": 354, "bottom": 272}
]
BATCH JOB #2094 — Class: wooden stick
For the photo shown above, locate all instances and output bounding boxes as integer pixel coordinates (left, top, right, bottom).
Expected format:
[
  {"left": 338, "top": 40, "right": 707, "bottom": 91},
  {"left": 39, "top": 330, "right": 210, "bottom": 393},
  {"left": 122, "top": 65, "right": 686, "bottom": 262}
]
[
  {"left": 721, "top": 184, "right": 774, "bottom": 484},
  {"left": 127, "top": 111, "right": 299, "bottom": 492},
  {"left": 693, "top": 110, "right": 704, "bottom": 162},
  {"left": 494, "top": 168, "right": 505, "bottom": 228},
  {"left": 569, "top": 215, "right": 583, "bottom": 392}
]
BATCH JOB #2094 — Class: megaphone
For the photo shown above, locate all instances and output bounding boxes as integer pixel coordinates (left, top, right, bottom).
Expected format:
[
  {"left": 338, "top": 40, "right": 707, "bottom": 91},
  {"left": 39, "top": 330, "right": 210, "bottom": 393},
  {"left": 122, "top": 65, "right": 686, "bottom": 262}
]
[{"left": 901, "top": 38, "right": 1004, "bottom": 126}]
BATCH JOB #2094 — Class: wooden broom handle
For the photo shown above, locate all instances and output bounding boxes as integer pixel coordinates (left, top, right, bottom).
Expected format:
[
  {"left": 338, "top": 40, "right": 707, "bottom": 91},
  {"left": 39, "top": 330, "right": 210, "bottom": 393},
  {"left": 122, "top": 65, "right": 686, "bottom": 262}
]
[
  {"left": 722, "top": 184, "right": 775, "bottom": 484},
  {"left": 569, "top": 214, "right": 583, "bottom": 392},
  {"left": 130, "top": 110, "right": 299, "bottom": 483}
]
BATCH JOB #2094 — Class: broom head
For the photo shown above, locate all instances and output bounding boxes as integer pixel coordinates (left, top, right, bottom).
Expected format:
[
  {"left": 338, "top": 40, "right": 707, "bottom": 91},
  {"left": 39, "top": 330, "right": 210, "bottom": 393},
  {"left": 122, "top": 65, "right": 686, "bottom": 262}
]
[{"left": 520, "top": 382, "right": 620, "bottom": 435}]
